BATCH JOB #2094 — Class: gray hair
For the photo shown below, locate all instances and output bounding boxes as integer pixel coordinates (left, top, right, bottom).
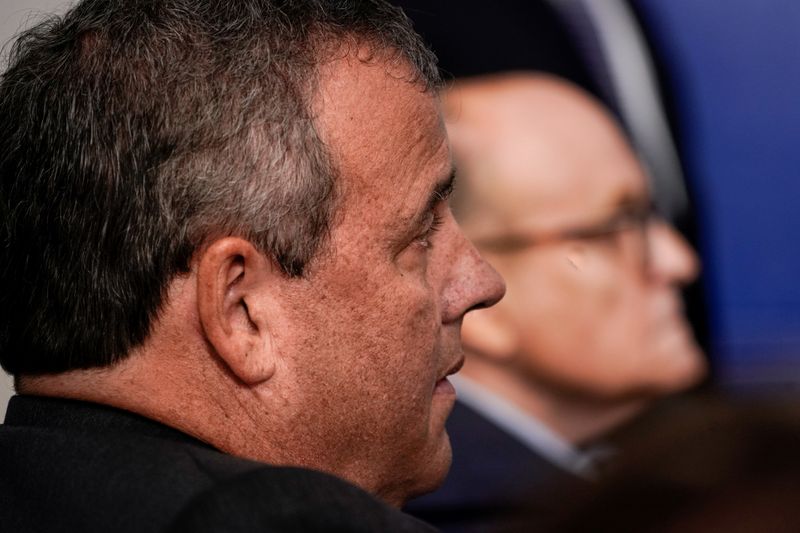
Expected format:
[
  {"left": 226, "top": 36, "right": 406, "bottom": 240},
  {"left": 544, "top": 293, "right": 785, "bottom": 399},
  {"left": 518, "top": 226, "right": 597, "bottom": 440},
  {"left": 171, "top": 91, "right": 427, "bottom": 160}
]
[{"left": 0, "top": 0, "right": 440, "bottom": 374}]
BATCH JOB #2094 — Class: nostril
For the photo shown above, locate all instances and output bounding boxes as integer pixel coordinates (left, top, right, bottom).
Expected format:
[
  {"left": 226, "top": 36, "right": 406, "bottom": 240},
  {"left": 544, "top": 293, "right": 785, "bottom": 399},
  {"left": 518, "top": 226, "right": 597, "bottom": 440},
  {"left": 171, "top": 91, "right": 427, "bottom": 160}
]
[
  {"left": 478, "top": 275, "right": 506, "bottom": 311},
  {"left": 441, "top": 270, "right": 505, "bottom": 325},
  {"left": 468, "top": 301, "right": 491, "bottom": 313}
]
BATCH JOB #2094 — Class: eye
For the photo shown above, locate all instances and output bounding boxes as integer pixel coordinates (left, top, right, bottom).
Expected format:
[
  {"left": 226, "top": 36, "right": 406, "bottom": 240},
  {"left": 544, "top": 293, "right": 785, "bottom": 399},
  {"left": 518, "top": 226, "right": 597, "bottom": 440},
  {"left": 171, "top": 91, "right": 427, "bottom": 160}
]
[
  {"left": 415, "top": 210, "right": 445, "bottom": 248},
  {"left": 569, "top": 204, "right": 649, "bottom": 242}
]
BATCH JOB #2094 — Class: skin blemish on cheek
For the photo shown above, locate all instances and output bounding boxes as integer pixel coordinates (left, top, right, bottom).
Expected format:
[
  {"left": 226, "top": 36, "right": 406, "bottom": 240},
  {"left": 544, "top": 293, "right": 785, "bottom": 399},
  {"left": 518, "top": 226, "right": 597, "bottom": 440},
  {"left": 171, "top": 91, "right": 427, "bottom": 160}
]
[{"left": 565, "top": 249, "right": 587, "bottom": 271}]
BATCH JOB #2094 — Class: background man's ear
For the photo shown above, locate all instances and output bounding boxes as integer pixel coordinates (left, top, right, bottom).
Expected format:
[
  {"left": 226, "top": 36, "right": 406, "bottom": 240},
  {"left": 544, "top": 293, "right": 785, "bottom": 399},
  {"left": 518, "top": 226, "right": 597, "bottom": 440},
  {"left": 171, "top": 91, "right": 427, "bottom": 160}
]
[
  {"left": 461, "top": 304, "right": 518, "bottom": 363},
  {"left": 196, "top": 237, "right": 279, "bottom": 385}
]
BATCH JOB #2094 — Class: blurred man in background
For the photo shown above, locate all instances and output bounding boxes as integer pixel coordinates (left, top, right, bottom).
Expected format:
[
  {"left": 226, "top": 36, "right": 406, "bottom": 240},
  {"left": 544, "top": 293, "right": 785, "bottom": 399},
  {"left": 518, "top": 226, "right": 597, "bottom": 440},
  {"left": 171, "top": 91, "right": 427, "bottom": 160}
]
[{"left": 406, "top": 73, "right": 707, "bottom": 531}]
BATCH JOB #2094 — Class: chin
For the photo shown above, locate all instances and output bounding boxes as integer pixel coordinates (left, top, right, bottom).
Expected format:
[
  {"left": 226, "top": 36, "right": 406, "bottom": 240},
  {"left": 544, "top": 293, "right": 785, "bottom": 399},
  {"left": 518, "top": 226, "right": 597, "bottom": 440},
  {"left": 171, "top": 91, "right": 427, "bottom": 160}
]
[
  {"left": 405, "top": 432, "right": 453, "bottom": 502},
  {"left": 629, "top": 352, "right": 706, "bottom": 401},
  {"left": 383, "top": 406, "right": 454, "bottom": 506},
  {"left": 668, "top": 346, "right": 708, "bottom": 391},
  {"left": 638, "top": 319, "right": 706, "bottom": 389}
]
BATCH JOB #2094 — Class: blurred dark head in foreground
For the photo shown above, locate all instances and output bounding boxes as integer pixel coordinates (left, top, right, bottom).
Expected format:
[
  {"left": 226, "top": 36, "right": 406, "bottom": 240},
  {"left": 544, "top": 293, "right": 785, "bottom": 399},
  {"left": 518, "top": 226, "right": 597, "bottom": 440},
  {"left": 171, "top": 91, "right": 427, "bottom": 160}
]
[{"left": 554, "top": 394, "right": 800, "bottom": 533}]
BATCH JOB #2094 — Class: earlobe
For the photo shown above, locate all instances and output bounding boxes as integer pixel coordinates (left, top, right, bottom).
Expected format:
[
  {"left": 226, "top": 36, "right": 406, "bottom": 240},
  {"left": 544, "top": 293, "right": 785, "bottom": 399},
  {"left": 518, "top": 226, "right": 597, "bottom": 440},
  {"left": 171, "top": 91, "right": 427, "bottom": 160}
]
[
  {"left": 461, "top": 305, "right": 518, "bottom": 363},
  {"left": 196, "top": 237, "right": 278, "bottom": 385}
]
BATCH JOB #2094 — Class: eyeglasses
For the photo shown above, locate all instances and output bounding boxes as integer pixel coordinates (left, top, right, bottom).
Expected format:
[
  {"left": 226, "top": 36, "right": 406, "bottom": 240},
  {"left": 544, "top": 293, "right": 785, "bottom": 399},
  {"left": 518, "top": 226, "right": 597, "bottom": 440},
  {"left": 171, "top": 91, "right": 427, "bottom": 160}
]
[{"left": 471, "top": 201, "right": 659, "bottom": 270}]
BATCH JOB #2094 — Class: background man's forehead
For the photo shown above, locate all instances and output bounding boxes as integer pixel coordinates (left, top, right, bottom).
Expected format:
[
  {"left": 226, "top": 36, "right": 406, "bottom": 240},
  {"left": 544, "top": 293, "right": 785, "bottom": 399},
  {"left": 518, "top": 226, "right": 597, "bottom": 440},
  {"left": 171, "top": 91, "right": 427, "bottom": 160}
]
[{"left": 445, "top": 76, "right": 643, "bottom": 226}]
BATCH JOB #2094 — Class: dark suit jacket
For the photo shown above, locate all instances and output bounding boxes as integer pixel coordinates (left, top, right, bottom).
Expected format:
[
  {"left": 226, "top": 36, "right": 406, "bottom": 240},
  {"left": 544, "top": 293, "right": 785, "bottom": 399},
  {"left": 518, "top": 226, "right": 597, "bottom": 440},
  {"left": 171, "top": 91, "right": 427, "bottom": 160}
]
[
  {"left": 404, "top": 401, "right": 588, "bottom": 532},
  {"left": 0, "top": 395, "right": 435, "bottom": 533}
]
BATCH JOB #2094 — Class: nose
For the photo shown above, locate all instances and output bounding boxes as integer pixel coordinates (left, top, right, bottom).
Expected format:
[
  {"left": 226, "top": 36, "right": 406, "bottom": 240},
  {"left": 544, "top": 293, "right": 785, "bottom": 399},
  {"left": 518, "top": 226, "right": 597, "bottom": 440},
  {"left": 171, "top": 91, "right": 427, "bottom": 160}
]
[
  {"left": 647, "top": 221, "right": 700, "bottom": 286},
  {"left": 440, "top": 225, "right": 506, "bottom": 325}
]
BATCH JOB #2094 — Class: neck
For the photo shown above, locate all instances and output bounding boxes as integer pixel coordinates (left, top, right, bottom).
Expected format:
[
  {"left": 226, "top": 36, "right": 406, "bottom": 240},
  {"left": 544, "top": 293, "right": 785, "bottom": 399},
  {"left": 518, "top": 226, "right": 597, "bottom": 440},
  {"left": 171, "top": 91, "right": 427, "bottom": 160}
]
[
  {"left": 17, "top": 336, "right": 275, "bottom": 463},
  {"left": 459, "top": 356, "right": 647, "bottom": 445}
]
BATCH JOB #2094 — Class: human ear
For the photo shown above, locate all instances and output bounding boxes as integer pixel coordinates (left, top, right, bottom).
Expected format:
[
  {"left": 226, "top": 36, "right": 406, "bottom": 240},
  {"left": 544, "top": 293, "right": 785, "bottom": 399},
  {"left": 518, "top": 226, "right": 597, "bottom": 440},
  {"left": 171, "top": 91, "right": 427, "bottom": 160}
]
[
  {"left": 461, "top": 304, "right": 518, "bottom": 363},
  {"left": 196, "top": 237, "right": 278, "bottom": 385}
]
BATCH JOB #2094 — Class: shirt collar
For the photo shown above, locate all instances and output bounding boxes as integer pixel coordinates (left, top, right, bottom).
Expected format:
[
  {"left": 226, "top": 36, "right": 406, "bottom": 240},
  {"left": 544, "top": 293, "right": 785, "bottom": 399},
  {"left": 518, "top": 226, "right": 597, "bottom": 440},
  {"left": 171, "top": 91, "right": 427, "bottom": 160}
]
[{"left": 452, "top": 374, "right": 610, "bottom": 479}]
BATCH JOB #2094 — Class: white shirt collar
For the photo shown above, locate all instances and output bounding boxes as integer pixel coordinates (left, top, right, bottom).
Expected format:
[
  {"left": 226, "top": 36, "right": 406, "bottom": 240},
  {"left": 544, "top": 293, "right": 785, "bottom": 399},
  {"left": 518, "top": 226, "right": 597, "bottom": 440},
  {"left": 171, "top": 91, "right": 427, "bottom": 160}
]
[{"left": 452, "top": 374, "right": 608, "bottom": 479}]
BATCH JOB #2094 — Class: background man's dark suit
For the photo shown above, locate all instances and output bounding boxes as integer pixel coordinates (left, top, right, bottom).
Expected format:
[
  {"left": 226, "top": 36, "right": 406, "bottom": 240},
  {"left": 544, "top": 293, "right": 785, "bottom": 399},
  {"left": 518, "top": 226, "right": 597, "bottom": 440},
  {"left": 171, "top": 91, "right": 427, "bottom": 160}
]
[
  {"left": 0, "top": 395, "right": 434, "bottom": 533},
  {"left": 405, "top": 401, "right": 586, "bottom": 532}
]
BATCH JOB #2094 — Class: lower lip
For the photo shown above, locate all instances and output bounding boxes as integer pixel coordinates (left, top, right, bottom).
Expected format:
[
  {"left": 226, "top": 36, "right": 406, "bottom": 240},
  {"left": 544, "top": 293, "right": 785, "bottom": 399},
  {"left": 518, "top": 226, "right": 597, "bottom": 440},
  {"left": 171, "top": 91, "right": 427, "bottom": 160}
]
[{"left": 434, "top": 377, "right": 456, "bottom": 396}]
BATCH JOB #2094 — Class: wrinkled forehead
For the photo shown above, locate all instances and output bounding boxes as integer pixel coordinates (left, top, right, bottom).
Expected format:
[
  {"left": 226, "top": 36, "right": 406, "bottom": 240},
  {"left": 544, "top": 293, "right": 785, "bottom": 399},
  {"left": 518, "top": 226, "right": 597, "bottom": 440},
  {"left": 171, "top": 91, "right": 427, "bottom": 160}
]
[{"left": 312, "top": 51, "right": 448, "bottom": 211}]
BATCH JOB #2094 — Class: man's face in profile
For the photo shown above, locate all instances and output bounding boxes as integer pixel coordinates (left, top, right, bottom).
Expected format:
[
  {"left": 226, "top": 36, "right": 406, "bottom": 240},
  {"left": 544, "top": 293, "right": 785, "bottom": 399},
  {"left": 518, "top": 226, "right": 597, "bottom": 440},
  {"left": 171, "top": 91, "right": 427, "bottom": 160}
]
[
  {"left": 450, "top": 78, "right": 705, "bottom": 402},
  {"left": 248, "top": 55, "right": 504, "bottom": 505}
]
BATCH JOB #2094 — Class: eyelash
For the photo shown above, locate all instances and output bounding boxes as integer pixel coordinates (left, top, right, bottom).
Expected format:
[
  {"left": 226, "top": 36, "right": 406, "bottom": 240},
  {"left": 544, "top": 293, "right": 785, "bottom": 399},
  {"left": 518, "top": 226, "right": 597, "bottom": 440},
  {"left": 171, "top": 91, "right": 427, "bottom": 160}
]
[{"left": 417, "top": 211, "right": 445, "bottom": 248}]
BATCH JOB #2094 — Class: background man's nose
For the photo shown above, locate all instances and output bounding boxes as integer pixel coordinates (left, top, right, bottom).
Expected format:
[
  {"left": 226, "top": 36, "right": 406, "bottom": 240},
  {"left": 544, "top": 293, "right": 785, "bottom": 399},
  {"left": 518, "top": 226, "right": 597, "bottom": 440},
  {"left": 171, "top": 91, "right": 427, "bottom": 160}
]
[{"left": 648, "top": 221, "right": 700, "bottom": 286}]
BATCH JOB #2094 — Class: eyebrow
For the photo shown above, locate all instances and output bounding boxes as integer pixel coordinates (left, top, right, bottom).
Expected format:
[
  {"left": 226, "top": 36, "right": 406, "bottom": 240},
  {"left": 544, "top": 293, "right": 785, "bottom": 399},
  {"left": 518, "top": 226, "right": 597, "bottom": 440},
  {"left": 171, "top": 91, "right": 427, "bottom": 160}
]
[
  {"left": 612, "top": 191, "right": 652, "bottom": 214},
  {"left": 591, "top": 189, "right": 650, "bottom": 221}
]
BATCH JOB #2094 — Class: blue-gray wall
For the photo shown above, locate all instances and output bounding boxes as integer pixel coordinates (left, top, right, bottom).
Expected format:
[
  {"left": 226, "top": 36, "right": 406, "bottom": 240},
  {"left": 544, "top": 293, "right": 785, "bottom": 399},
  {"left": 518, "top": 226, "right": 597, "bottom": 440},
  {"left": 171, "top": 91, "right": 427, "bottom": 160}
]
[{"left": 638, "top": 0, "right": 800, "bottom": 385}]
